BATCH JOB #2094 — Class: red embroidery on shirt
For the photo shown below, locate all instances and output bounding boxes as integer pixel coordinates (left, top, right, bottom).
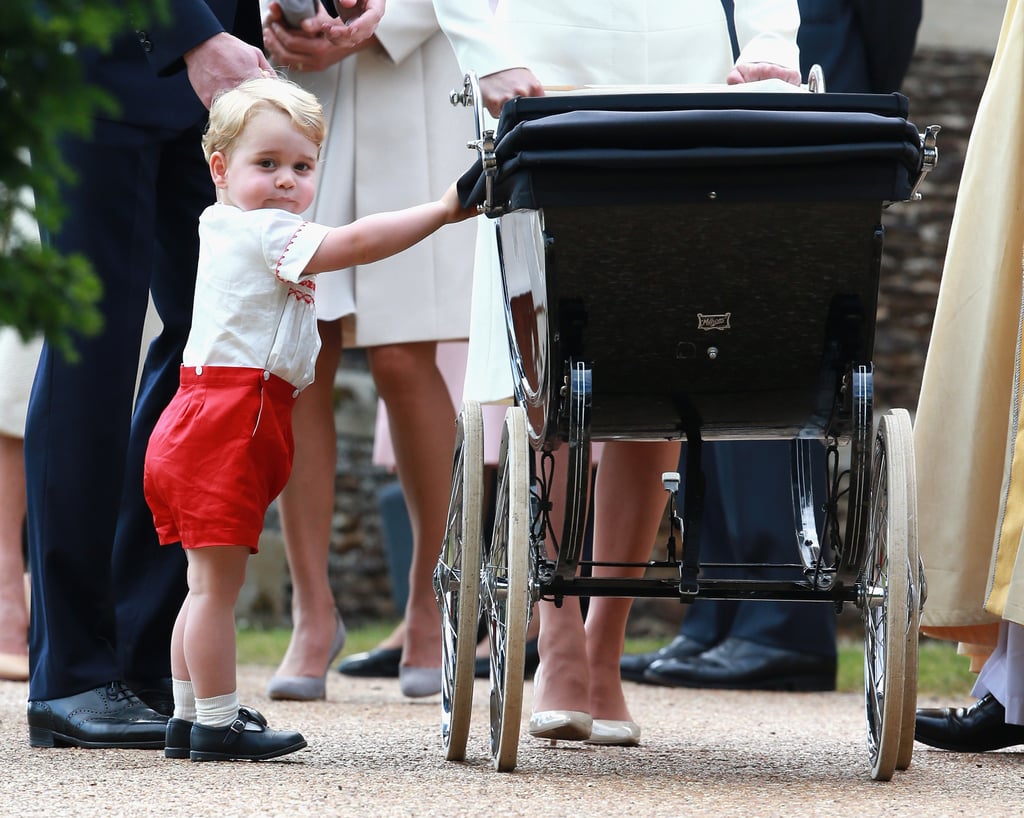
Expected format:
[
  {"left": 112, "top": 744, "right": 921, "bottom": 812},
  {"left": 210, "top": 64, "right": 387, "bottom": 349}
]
[
  {"left": 275, "top": 221, "right": 319, "bottom": 287},
  {"left": 287, "top": 286, "right": 315, "bottom": 305}
]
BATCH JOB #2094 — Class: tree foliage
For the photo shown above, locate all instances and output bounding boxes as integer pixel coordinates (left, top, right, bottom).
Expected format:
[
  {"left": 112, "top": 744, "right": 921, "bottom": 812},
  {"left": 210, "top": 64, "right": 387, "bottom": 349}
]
[{"left": 0, "top": 1, "right": 167, "bottom": 360}]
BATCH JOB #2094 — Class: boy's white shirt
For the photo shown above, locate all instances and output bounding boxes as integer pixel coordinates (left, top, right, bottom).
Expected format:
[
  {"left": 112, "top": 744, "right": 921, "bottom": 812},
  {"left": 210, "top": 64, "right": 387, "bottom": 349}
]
[{"left": 183, "top": 204, "right": 331, "bottom": 391}]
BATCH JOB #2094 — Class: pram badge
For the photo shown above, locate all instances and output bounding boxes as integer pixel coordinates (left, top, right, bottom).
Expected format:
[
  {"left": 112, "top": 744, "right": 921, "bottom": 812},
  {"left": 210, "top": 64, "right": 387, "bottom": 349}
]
[{"left": 697, "top": 312, "right": 731, "bottom": 331}]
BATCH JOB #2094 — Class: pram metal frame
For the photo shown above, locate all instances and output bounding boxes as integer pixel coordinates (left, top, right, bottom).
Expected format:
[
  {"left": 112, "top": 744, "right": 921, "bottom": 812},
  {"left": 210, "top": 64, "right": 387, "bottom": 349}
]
[{"left": 434, "top": 72, "right": 931, "bottom": 781}]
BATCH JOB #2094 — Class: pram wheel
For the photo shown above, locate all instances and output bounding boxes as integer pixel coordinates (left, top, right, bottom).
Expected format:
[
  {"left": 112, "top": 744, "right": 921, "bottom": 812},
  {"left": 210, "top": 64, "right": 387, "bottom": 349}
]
[
  {"left": 895, "top": 553, "right": 924, "bottom": 771},
  {"left": 434, "top": 400, "right": 484, "bottom": 761},
  {"left": 896, "top": 548, "right": 927, "bottom": 771},
  {"left": 862, "top": 409, "right": 917, "bottom": 781},
  {"left": 892, "top": 410, "right": 921, "bottom": 772},
  {"left": 486, "top": 406, "right": 531, "bottom": 772}
]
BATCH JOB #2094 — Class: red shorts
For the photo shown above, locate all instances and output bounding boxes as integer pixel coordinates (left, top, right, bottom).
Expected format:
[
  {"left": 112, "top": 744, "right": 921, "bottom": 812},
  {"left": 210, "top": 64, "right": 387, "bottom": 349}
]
[{"left": 144, "top": 366, "right": 298, "bottom": 551}]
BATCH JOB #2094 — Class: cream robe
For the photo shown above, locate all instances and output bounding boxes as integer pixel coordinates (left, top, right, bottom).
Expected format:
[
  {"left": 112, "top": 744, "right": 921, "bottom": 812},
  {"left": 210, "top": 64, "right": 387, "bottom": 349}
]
[
  {"left": 432, "top": 0, "right": 802, "bottom": 402},
  {"left": 914, "top": 0, "right": 1024, "bottom": 667},
  {"left": 262, "top": 0, "right": 477, "bottom": 346}
]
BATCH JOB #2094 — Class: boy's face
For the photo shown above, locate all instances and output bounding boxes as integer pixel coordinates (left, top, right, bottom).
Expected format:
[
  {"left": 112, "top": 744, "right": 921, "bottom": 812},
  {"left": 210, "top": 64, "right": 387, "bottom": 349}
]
[{"left": 209, "top": 108, "right": 319, "bottom": 214}]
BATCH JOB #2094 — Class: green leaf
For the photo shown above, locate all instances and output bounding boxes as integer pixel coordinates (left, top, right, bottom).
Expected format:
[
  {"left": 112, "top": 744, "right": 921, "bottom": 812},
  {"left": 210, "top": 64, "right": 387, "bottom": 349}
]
[{"left": 0, "top": 0, "right": 169, "bottom": 354}]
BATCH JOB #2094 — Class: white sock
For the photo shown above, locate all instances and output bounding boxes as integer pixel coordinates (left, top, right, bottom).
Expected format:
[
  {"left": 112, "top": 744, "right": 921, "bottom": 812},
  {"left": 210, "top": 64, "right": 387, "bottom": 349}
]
[
  {"left": 195, "top": 691, "right": 240, "bottom": 729},
  {"left": 171, "top": 678, "right": 196, "bottom": 722}
]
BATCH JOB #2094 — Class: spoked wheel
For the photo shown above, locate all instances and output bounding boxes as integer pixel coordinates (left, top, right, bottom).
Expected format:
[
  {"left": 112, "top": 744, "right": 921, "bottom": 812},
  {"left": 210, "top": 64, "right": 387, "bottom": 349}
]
[
  {"left": 890, "top": 409, "right": 921, "bottom": 772},
  {"left": 434, "top": 400, "right": 484, "bottom": 761},
  {"left": 861, "top": 409, "right": 914, "bottom": 781},
  {"left": 485, "top": 406, "right": 531, "bottom": 772}
]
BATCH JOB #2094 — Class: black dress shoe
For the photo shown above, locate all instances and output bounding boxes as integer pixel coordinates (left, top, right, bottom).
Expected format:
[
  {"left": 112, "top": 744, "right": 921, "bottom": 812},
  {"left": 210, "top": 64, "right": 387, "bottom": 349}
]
[
  {"left": 190, "top": 707, "right": 306, "bottom": 762},
  {"left": 619, "top": 635, "right": 711, "bottom": 684},
  {"left": 165, "top": 717, "right": 192, "bottom": 759},
  {"left": 337, "top": 646, "right": 402, "bottom": 678},
  {"left": 474, "top": 638, "right": 540, "bottom": 679},
  {"left": 126, "top": 677, "right": 174, "bottom": 717},
  {"left": 27, "top": 682, "right": 168, "bottom": 749},
  {"left": 643, "top": 637, "right": 836, "bottom": 691},
  {"left": 915, "top": 693, "right": 1024, "bottom": 752}
]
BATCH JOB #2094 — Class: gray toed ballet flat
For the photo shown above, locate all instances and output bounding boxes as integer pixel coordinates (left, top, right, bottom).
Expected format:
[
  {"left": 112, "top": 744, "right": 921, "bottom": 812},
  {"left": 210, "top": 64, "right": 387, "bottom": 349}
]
[
  {"left": 399, "top": 665, "right": 442, "bottom": 698},
  {"left": 266, "top": 611, "right": 347, "bottom": 701}
]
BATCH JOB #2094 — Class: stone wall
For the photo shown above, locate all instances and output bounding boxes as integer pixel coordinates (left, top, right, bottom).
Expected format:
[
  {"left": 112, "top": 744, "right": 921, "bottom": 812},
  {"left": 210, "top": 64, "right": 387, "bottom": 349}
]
[{"left": 244, "top": 45, "right": 995, "bottom": 635}]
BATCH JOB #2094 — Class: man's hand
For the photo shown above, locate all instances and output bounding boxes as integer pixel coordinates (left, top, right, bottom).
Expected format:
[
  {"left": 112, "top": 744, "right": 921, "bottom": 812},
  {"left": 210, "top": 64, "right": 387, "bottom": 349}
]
[
  {"left": 184, "top": 32, "right": 273, "bottom": 108},
  {"left": 726, "top": 62, "right": 801, "bottom": 86},
  {"left": 264, "top": 2, "right": 374, "bottom": 72},
  {"left": 479, "top": 67, "right": 544, "bottom": 118}
]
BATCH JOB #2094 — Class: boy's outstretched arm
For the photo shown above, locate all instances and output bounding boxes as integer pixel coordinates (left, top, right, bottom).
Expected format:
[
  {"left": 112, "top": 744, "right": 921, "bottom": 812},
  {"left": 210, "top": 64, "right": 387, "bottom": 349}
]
[{"left": 305, "top": 183, "right": 477, "bottom": 274}]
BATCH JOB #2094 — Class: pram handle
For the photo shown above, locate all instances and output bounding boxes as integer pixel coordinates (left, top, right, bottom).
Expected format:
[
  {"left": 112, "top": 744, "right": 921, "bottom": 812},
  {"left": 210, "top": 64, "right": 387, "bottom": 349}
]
[{"left": 449, "top": 67, "right": 938, "bottom": 216}]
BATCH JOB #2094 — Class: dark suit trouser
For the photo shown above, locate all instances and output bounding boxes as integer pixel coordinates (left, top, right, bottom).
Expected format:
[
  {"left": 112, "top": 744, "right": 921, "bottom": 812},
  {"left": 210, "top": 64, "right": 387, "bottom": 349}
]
[
  {"left": 25, "top": 119, "right": 210, "bottom": 700},
  {"left": 678, "top": 440, "right": 836, "bottom": 659}
]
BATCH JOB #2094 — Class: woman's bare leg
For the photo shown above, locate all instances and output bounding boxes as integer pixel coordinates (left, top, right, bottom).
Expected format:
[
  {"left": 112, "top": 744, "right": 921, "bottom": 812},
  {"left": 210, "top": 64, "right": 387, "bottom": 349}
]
[
  {"left": 368, "top": 342, "right": 454, "bottom": 670},
  {"left": 374, "top": 620, "right": 406, "bottom": 650},
  {"left": 585, "top": 440, "right": 680, "bottom": 721},
  {"left": 531, "top": 446, "right": 590, "bottom": 712},
  {"left": 273, "top": 320, "right": 343, "bottom": 679},
  {"left": 532, "top": 440, "right": 679, "bottom": 720}
]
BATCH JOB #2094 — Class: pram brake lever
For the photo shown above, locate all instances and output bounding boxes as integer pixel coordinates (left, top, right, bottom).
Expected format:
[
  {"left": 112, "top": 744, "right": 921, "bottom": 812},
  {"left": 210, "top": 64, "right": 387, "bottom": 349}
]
[{"left": 906, "top": 124, "right": 941, "bottom": 203}]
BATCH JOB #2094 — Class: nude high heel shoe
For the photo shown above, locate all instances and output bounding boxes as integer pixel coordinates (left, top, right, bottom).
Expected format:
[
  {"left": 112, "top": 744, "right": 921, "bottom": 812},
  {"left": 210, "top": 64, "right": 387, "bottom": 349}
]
[
  {"left": 527, "top": 663, "right": 592, "bottom": 741},
  {"left": 586, "top": 719, "right": 641, "bottom": 746},
  {"left": 528, "top": 710, "right": 593, "bottom": 741},
  {"left": 0, "top": 652, "right": 28, "bottom": 682}
]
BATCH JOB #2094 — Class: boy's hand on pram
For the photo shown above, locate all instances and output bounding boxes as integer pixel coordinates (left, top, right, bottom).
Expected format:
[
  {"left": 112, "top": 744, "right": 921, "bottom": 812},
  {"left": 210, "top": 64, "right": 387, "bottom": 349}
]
[
  {"left": 479, "top": 68, "right": 545, "bottom": 117},
  {"left": 441, "top": 182, "right": 479, "bottom": 223},
  {"left": 726, "top": 62, "right": 801, "bottom": 87}
]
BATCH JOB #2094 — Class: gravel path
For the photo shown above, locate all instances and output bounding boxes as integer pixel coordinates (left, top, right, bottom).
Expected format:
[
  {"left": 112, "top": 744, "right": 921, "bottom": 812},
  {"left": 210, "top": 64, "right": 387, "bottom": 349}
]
[{"left": 0, "top": 667, "right": 1020, "bottom": 817}]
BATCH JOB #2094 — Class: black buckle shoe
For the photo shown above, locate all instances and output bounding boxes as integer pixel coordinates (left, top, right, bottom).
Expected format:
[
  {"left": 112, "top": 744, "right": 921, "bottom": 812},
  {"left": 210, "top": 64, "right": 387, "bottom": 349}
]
[
  {"left": 164, "top": 717, "right": 193, "bottom": 759},
  {"left": 915, "top": 694, "right": 1024, "bottom": 752},
  {"left": 190, "top": 707, "right": 306, "bottom": 762},
  {"left": 27, "top": 682, "right": 168, "bottom": 749}
]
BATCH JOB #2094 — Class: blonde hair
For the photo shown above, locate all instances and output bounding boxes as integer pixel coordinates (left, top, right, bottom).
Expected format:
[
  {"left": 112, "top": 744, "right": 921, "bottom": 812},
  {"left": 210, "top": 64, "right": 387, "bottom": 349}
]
[{"left": 202, "top": 76, "right": 325, "bottom": 160}]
